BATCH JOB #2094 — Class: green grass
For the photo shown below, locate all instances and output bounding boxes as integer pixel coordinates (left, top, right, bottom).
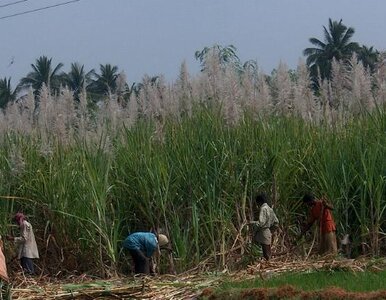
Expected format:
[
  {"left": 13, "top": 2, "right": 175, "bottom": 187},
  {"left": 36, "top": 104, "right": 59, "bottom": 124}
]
[{"left": 218, "top": 269, "right": 386, "bottom": 292}]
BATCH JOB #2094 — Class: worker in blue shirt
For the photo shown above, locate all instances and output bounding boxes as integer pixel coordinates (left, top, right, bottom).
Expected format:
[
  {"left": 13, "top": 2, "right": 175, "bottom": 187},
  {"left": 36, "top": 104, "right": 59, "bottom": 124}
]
[{"left": 123, "top": 232, "right": 169, "bottom": 274}]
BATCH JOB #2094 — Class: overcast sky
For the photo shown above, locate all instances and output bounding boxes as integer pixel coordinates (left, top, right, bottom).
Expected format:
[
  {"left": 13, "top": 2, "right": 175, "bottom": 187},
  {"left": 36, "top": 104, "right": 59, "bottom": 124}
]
[{"left": 1, "top": 0, "right": 385, "bottom": 86}]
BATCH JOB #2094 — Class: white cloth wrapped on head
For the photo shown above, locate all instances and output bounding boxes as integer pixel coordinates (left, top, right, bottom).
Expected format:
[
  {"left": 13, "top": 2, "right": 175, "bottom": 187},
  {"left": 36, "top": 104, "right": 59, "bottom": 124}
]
[{"left": 158, "top": 234, "right": 169, "bottom": 246}]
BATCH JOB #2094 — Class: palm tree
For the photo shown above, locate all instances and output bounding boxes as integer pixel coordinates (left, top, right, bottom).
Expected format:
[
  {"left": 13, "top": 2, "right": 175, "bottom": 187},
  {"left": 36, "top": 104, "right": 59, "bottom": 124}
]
[
  {"left": 89, "top": 64, "right": 119, "bottom": 97},
  {"left": 127, "top": 75, "right": 160, "bottom": 99},
  {"left": 0, "top": 77, "right": 18, "bottom": 109},
  {"left": 358, "top": 45, "right": 379, "bottom": 73},
  {"left": 242, "top": 59, "right": 258, "bottom": 74},
  {"left": 195, "top": 44, "right": 242, "bottom": 72},
  {"left": 303, "top": 19, "right": 360, "bottom": 82},
  {"left": 19, "top": 56, "right": 64, "bottom": 96},
  {"left": 62, "top": 62, "right": 94, "bottom": 102}
]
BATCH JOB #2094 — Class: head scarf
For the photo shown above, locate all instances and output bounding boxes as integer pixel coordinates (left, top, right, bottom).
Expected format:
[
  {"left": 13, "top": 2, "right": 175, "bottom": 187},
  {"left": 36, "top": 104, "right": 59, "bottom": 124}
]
[
  {"left": 157, "top": 234, "right": 169, "bottom": 247},
  {"left": 14, "top": 212, "right": 25, "bottom": 224}
]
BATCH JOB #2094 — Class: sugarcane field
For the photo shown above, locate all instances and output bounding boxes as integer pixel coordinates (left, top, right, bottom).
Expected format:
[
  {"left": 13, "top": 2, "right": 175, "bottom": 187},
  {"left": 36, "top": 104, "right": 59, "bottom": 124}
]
[{"left": 1, "top": 9, "right": 386, "bottom": 299}]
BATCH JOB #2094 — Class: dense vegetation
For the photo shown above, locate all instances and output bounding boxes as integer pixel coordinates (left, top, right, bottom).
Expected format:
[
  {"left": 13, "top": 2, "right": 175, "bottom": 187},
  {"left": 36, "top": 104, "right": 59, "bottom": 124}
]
[{"left": 0, "top": 19, "right": 385, "bottom": 277}]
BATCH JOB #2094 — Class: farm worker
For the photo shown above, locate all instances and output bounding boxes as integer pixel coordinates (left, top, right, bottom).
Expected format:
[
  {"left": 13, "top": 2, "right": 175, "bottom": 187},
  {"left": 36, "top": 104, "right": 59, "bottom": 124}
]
[
  {"left": 6, "top": 212, "right": 39, "bottom": 275},
  {"left": 0, "top": 235, "right": 9, "bottom": 282},
  {"left": 123, "top": 232, "right": 169, "bottom": 274},
  {"left": 301, "top": 194, "right": 337, "bottom": 255},
  {"left": 250, "top": 193, "right": 279, "bottom": 260}
]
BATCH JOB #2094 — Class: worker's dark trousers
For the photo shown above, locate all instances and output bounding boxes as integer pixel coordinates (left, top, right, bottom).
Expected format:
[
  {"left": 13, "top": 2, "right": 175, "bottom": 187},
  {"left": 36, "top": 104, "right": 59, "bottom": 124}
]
[
  {"left": 261, "top": 244, "right": 272, "bottom": 260},
  {"left": 129, "top": 250, "right": 150, "bottom": 274},
  {"left": 20, "top": 257, "right": 35, "bottom": 275}
]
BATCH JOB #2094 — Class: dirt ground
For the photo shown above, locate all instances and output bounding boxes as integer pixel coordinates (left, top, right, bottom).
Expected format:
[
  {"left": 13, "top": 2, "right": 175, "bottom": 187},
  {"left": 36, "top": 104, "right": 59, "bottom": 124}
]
[
  {"left": 201, "top": 286, "right": 386, "bottom": 300},
  {"left": 7, "top": 257, "right": 386, "bottom": 300}
]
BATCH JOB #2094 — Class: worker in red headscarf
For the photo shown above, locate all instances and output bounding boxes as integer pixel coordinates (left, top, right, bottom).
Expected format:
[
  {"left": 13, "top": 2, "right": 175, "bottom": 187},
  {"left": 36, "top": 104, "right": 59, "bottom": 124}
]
[
  {"left": 7, "top": 213, "right": 39, "bottom": 275},
  {"left": 302, "top": 194, "right": 337, "bottom": 255}
]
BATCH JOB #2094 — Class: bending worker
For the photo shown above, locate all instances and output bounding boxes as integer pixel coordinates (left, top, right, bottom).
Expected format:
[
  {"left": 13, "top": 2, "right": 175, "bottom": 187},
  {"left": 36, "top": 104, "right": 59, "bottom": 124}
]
[
  {"left": 302, "top": 194, "right": 337, "bottom": 255},
  {"left": 7, "top": 212, "right": 39, "bottom": 275},
  {"left": 123, "top": 232, "right": 169, "bottom": 274}
]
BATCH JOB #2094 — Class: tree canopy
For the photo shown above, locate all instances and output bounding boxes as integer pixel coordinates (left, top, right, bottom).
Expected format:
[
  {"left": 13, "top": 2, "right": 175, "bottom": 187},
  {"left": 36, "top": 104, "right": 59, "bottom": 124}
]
[{"left": 303, "top": 18, "right": 360, "bottom": 82}]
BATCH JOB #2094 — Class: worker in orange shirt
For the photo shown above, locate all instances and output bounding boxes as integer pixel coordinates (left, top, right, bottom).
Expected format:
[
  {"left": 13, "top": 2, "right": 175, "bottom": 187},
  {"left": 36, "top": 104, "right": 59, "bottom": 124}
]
[{"left": 301, "top": 194, "right": 337, "bottom": 255}]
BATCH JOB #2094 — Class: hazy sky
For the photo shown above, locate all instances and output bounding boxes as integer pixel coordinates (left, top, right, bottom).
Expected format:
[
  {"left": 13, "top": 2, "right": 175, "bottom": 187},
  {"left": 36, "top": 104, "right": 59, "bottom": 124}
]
[{"left": 1, "top": 0, "right": 385, "bottom": 86}]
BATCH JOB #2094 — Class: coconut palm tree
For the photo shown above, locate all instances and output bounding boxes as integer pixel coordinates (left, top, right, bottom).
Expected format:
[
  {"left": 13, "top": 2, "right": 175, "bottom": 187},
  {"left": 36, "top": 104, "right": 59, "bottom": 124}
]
[
  {"left": 62, "top": 62, "right": 94, "bottom": 102},
  {"left": 19, "top": 56, "right": 64, "bottom": 96},
  {"left": 195, "top": 44, "right": 242, "bottom": 72},
  {"left": 358, "top": 45, "right": 379, "bottom": 73},
  {"left": 0, "top": 77, "right": 18, "bottom": 109},
  {"left": 303, "top": 19, "right": 360, "bottom": 82},
  {"left": 89, "top": 64, "right": 119, "bottom": 97}
]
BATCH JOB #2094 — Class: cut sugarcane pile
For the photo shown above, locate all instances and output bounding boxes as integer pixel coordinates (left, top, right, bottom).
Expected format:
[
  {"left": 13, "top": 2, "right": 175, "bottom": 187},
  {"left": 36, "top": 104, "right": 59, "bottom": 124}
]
[
  {"left": 10, "top": 257, "right": 386, "bottom": 299},
  {"left": 240, "top": 256, "right": 385, "bottom": 280},
  {"left": 10, "top": 274, "right": 217, "bottom": 300}
]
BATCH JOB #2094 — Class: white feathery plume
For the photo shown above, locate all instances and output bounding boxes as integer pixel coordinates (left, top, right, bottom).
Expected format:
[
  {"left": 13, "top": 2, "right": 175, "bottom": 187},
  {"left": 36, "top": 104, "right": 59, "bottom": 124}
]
[
  {"left": 274, "top": 61, "right": 293, "bottom": 116},
  {"left": 240, "top": 63, "right": 259, "bottom": 115},
  {"left": 294, "top": 60, "right": 318, "bottom": 122},
  {"left": 164, "top": 83, "right": 179, "bottom": 120},
  {"left": 222, "top": 66, "right": 241, "bottom": 126},
  {"left": 147, "top": 83, "right": 162, "bottom": 120},
  {"left": 256, "top": 71, "right": 272, "bottom": 116},
  {"left": 4, "top": 101, "right": 18, "bottom": 132},
  {"left": 330, "top": 58, "right": 348, "bottom": 112},
  {"left": 346, "top": 54, "right": 374, "bottom": 115},
  {"left": 76, "top": 86, "right": 89, "bottom": 139},
  {"left": 0, "top": 110, "right": 6, "bottom": 135},
  {"left": 176, "top": 60, "right": 193, "bottom": 118},
  {"left": 116, "top": 71, "right": 128, "bottom": 105},
  {"left": 373, "top": 55, "right": 386, "bottom": 106},
  {"left": 37, "top": 83, "right": 54, "bottom": 141},
  {"left": 126, "top": 92, "right": 139, "bottom": 128},
  {"left": 23, "top": 88, "right": 36, "bottom": 132},
  {"left": 317, "top": 75, "right": 333, "bottom": 124},
  {"left": 203, "top": 50, "right": 222, "bottom": 102}
]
